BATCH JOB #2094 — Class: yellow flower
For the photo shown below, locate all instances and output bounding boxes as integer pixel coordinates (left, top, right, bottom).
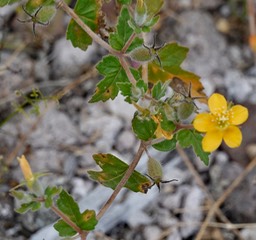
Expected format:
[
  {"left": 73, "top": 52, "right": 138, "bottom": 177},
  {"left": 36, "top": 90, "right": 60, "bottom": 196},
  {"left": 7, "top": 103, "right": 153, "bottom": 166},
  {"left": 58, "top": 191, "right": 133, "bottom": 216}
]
[
  {"left": 193, "top": 93, "right": 248, "bottom": 152},
  {"left": 17, "top": 155, "right": 35, "bottom": 185}
]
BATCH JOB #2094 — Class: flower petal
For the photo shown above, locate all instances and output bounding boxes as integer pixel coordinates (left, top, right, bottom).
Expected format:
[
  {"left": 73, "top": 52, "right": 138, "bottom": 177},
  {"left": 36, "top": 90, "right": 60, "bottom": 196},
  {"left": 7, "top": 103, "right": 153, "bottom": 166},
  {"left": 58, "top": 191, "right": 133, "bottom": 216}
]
[
  {"left": 223, "top": 126, "right": 242, "bottom": 148},
  {"left": 193, "top": 113, "right": 216, "bottom": 132},
  {"left": 202, "top": 130, "right": 223, "bottom": 152},
  {"left": 230, "top": 105, "right": 249, "bottom": 125},
  {"left": 208, "top": 93, "right": 227, "bottom": 114}
]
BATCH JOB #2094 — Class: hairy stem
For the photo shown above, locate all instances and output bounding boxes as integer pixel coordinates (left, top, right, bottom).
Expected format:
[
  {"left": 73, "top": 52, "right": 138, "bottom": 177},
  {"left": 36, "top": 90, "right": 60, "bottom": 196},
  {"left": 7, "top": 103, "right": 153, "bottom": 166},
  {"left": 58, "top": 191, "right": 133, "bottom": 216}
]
[
  {"left": 55, "top": 0, "right": 119, "bottom": 55},
  {"left": 119, "top": 57, "right": 137, "bottom": 86},
  {"left": 50, "top": 204, "right": 86, "bottom": 240}
]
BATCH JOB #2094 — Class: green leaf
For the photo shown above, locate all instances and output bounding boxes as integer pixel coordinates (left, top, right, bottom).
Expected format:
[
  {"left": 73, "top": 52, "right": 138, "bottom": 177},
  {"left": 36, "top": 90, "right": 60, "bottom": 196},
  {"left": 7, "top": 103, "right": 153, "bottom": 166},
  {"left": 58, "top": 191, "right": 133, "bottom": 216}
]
[
  {"left": 159, "top": 109, "right": 176, "bottom": 132},
  {"left": 56, "top": 190, "right": 81, "bottom": 224},
  {"left": 117, "top": 0, "right": 132, "bottom": 4},
  {"left": 132, "top": 113, "right": 157, "bottom": 141},
  {"left": 55, "top": 190, "right": 98, "bottom": 234},
  {"left": 152, "top": 81, "right": 169, "bottom": 100},
  {"left": 109, "top": 7, "right": 142, "bottom": 52},
  {"left": 15, "top": 201, "right": 41, "bottom": 214},
  {"left": 66, "top": 0, "right": 99, "bottom": 51},
  {"left": 44, "top": 186, "right": 62, "bottom": 208},
  {"left": 80, "top": 210, "right": 98, "bottom": 231},
  {"left": 177, "top": 129, "right": 210, "bottom": 165},
  {"left": 158, "top": 43, "right": 189, "bottom": 68},
  {"left": 0, "top": 0, "right": 10, "bottom": 7},
  {"left": 153, "top": 137, "right": 177, "bottom": 152},
  {"left": 89, "top": 55, "right": 129, "bottom": 102},
  {"left": 144, "top": 0, "right": 163, "bottom": 20},
  {"left": 54, "top": 220, "right": 76, "bottom": 237},
  {"left": 88, "top": 153, "right": 151, "bottom": 193}
]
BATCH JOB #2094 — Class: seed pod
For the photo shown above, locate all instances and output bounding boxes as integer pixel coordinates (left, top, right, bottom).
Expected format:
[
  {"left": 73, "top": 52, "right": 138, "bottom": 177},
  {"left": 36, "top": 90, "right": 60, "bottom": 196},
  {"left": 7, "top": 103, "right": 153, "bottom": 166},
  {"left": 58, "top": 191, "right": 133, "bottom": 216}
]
[
  {"left": 177, "top": 101, "right": 195, "bottom": 120},
  {"left": 129, "top": 46, "right": 154, "bottom": 63},
  {"left": 147, "top": 157, "right": 162, "bottom": 182}
]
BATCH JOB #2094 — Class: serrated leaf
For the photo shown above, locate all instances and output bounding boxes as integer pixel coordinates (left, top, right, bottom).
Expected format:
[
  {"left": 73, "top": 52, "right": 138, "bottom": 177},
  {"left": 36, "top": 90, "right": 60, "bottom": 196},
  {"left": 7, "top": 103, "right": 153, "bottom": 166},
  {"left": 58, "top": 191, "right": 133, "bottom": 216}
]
[
  {"left": 153, "top": 137, "right": 177, "bottom": 152},
  {"left": 109, "top": 7, "right": 142, "bottom": 51},
  {"left": 177, "top": 129, "right": 210, "bottom": 165},
  {"left": 88, "top": 153, "right": 151, "bottom": 193},
  {"left": 66, "top": 0, "right": 99, "bottom": 51},
  {"left": 89, "top": 55, "right": 129, "bottom": 102},
  {"left": 152, "top": 81, "right": 168, "bottom": 100},
  {"left": 132, "top": 113, "right": 157, "bottom": 141},
  {"left": 15, "top": 201, "right": 41, "bottom": 214},
  {"left": 56, "top": 190, "right": 81, "bottom": 224},
  {"left": 54, "top": 220, "right": 77, "bottom": 237},
  {"left": 55, "top": 190, "right": 98, "bottom": 233}
]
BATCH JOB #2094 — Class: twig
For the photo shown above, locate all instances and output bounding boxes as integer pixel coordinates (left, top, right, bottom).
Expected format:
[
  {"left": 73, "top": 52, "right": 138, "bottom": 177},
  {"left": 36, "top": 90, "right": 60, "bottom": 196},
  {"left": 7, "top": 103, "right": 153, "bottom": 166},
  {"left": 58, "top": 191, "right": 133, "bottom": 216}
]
[
  {"left": 195, "top": 156, "right": 256, "bottom": 240},
  {"left": 96, "top": 141, "right": 146, "bottom": 220},
  {"left": 177, "top": 146, "right": 244, "bottom": 240},
  {"left": 55, "top": 0, "right": 119, "bottom": 55},
  {"left": 119, "top": 56, "right": 137, "bottom": 86}
]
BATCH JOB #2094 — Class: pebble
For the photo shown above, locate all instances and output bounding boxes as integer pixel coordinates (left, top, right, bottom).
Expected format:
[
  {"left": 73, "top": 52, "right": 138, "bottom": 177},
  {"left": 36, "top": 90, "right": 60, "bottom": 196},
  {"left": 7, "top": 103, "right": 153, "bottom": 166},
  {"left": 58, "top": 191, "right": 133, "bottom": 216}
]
[{"left": 143, "top": 225, "right": 162, "bottom": 240}]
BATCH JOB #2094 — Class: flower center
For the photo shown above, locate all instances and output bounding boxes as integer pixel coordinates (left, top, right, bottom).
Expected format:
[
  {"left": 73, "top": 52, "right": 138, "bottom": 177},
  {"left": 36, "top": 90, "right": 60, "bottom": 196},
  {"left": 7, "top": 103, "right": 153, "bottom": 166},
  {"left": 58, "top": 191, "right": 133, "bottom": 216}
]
[{"left": 211, "top": 108, "right": 233, "bottom": 129}]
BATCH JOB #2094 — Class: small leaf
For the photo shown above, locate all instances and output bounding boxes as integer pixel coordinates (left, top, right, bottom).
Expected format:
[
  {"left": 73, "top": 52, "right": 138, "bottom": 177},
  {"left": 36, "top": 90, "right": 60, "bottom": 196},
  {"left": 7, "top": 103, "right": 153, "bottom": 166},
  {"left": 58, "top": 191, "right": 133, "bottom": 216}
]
[
  {"left": 152, "top": 81, "right": 169, "bottom": 100},
  {"left": 89, "top": 55, "right": 129, "bottom": 102},
  {"left": 117, "top": 0, "right": 132, "bottom": 4},
  {"left": 88, "top": 153, "right": 151, "bottom": 193},
  {"left": 153, "top": 137, "right": 177, "bottom": 152},
  {"left": 80, "top": 210, "right": 98, "bottom": 231},
  {"left": 109, "top": 7, "right": 142, "bottom": 52},
  {"left": 177, "top": 129, "right": 210, "bottom": 165},
  {"left": 66, "top": 0, "right": 100, "bottom": 51},
  {"left": 54, "top": 220, "right": 77, "bottom": 237},
  {"left": 15, "top": 201, "right": 41, "bottom": 214},
  {"left": 44, "top": 186, "right": 62, "bottom": 208},
  {"left": 132, "top": 113, "right": 157, "bottom": 141}
]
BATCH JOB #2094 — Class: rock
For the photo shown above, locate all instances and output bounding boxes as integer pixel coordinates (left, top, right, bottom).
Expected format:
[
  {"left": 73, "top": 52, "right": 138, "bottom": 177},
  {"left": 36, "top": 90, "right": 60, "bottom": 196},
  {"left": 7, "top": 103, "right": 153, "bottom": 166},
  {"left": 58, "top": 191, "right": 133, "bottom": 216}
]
[
  {"left": 143, "top": 225, "right": 162, "bottom": 240},
  {"left": 223, "top": 70, "right": 253, "bottom": 102},
  {"left": 106, "top": 94, "right": 136, "bottom": 123},
  {"left": 241, "top": 229, "right": 256, "bottom": 240},
  {"left": 180, "top": 185, "right": 205, "bottom": 238},
  {"left": 116, "top": 130, "right": 137, "bottom": 153},
  {"left": 174, "top": 11, "right": 230, "bottom": 78},
  {"left": 27, "top": 107, "right": 81, "bottom": 148},
  {"left": 166, "top": 218, "right": 182, "bottom": 240},
  {"left": 161, "top": 185, "right": 190, "bottom": 211},
  {"left": 80, "top": 114, "right": 123, "bottom": 152},
  {"left": 52, "top": 38, "right": 97, "bottom": 78},
  {"left": 71, "top": 177, "right": 93, "bottom": 199}
]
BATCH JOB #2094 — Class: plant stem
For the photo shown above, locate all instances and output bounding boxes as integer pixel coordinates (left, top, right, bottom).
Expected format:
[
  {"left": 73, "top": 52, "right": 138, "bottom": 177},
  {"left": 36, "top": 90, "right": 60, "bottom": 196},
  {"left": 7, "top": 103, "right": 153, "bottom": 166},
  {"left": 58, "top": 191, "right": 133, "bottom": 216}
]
[
  {"left": 96, "top": 141, "right": 146, "bottom": 220},
  {"left": 55, "top": 0, "right": 119, "bottom": 55},
  {"left": 51, "top": 204, "right": 86, "bottom": 239},
  {"left": 122, "top": 32, "right": 136, "bottom": 53},
  {"left": 119, "top": 56, "right": 137, "bottom": 86}
]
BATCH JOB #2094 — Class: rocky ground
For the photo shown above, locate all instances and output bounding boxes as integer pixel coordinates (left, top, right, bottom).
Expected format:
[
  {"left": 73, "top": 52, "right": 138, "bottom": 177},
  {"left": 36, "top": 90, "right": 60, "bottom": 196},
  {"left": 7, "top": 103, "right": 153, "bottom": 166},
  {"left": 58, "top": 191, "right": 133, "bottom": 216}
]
[{"left": 1, "top": 0, "right": 256, "bottom": 240}]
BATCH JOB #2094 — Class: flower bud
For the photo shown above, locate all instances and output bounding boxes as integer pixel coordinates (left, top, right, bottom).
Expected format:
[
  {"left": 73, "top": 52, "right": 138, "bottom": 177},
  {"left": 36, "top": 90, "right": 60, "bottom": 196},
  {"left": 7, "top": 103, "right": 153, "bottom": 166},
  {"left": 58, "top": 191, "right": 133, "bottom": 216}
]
[
  {"left": 129, "top": 46, "right": 153, "bottom": 63},
  {"left": 177, "top": 101, "right": 195, "bottom": 120}
]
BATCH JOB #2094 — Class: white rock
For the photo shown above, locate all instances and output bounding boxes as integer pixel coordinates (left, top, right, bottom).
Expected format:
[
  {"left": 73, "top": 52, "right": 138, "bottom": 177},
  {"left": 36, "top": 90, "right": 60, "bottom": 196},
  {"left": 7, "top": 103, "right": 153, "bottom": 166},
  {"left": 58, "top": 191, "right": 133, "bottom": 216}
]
[
  {"left": 241, "top": 228, "right": 256, "bottom": 240},
  {"left": 106, "top": 94, "right": 135, "bottom": 122},
  {"left": 116, "top": 130, "right": 137, "bottom": 152},
  {"left": 180, "top": 185, "right": 205, "bottom": 238},
  {"left": 28, "top": 107, "right": 80, "bottom": 148},
  {"left": 52, "top": 38, "right": 97, "bottom": 77},
  {"left": 80, "top": 114, "right": 123, "bottom": 152},
  {"left": 143, "top": 225, "right": 162, "bottom": 240}
]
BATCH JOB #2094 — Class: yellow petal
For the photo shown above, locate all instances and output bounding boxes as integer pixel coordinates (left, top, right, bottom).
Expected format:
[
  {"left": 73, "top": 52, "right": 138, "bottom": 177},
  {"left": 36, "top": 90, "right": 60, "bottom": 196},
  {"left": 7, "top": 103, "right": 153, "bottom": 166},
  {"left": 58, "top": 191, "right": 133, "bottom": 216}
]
[
  {"left": 202, "top": 130, "right": 223, "bottom": 152},
  {"left": 193, "top": 113, "right": 216, "bottom": 132},
  {"left": 223, "top": 126, "right": 242, "bottom": 148},
  {"left": 17, "top": 155, "right": 34, "bottom": 182},
  {"left": 229, "top": 105, "right": 249, "bottom": 125},
  {"left": 208, "top": 93, "right": 227, "bottom": 114}
]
